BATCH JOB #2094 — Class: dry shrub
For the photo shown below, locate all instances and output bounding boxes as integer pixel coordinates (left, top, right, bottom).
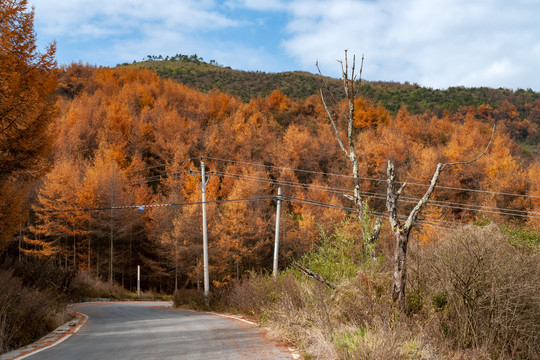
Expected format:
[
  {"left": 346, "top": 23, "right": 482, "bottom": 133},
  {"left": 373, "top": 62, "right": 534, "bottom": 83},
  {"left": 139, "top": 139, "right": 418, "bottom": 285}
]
[
  {"left": 225, "top": 272, "right": 302, "bottom": 319},
  {"left": 173, "top": 288, "right": 207, "bottom": 309},
  {"left": 415, "top": 223, "right": 540, "bottom": 359},
  {"left": 332, "top": 270, "right": 392, "bottom": 327},
  {"left": 225, "top": 270, "right": 429, "bottom": 360},
  {"left": 68, "top": 271, "right": 130, "bottom": 301},
  {"left": 264, "top": 278, "right": 338, "bottom": 359},
  {"left": 225, "top": 272, "right": 338, "bottom": 358},
  {"left": 12, "top": 259, "right": 77, "bottom": 297},
  {"left": 0, "top": 270, "right": 67, "bottom": 354}
]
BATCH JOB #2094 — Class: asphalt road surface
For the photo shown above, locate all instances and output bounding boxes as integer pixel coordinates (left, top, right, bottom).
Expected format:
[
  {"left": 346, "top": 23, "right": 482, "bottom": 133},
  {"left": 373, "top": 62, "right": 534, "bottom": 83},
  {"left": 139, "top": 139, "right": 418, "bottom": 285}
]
[{"left": 26, "top": 301, "right": 294, "bottom": 360}]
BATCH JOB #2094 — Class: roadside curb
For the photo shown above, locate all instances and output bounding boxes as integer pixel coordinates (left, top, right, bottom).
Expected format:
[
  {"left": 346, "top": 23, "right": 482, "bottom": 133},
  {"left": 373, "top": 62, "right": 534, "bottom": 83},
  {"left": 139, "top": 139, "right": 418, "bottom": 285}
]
[{"left": 0, "top": 311, "right": 88, "bottom": 360}]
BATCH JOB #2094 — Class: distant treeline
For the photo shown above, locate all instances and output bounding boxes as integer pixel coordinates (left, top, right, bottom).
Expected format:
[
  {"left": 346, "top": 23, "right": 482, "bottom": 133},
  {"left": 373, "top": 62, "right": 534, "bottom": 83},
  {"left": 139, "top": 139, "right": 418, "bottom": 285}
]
[
  {"left": 119, "top": 53, "right": 221, "bottom": 67},
  {"left": 121, "top": 56, "right": 539, "bottom": 136}
]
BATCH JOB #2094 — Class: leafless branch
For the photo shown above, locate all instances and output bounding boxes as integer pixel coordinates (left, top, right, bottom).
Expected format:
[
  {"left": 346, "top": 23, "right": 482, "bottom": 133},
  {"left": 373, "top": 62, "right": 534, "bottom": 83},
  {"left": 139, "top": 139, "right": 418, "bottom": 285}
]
[
  {"left": 316, "top": 60, "right": 350, "bottom": 121},
  {"left": 397, "top": 182, "right": 407, "bottom": 198},
  {"left": 442, "top": 124, "right": 496, "bottom": 169},
  {"left": 404, "top": 163, "right": 444, "bottom": 231},
  {"left": 295, "top": 263, "right": 336, "bottom": 289},
  {"left": 319, "top": 89, "right": 349, "bottom": 157},
  {"left": 354, "top": 54, "right": 364, "bottom": 98}
]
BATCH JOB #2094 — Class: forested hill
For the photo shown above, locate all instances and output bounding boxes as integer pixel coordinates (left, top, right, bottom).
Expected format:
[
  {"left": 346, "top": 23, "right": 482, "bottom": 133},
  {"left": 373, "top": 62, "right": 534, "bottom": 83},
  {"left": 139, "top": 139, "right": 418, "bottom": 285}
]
[{"left": 119, "top": 55, "right": 540, "bottom": 116}]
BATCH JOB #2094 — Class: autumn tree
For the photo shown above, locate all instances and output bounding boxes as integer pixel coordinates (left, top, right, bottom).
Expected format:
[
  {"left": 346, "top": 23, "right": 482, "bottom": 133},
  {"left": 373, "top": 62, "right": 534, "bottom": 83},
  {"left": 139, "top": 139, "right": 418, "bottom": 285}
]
[
  {"left": 30, "top": 157, "right": 86, "bottom": 266},
  {"left": 317, "top": 51, "right": 382, "bottom": 247},
  {"left": 386, "top": 125, "right": 495, "bottom": 310},
  {"left": 212, "top": 164, "right": 274, "bottom": 283},
  {"left": 0, "top": 0, "right": 57, "bottom": 251}
]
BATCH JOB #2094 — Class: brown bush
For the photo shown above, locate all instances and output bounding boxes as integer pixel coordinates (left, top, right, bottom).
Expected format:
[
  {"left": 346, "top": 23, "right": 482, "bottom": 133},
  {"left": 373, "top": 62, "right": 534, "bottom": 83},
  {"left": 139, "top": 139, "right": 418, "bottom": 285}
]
[
  {"left": 225, "top": 272, "right": 303, "bottom": 319},
  {"left": 0, "top": 270, "right": 67, "bottom": 353},
  {"left": 12, "top": 259, "right": 77, "bottom": 296},
  {"left": 332, "top": 270, "right": 393, "bottom": 327},
  {"left": 412, "top": 223, "right": 540, "bottom": 359},
  {"left": 173, "top": 288, "right": 207, "bottom": 309},
  {"left": 68, "top": 271, "right": 129, "bottom": 301}
]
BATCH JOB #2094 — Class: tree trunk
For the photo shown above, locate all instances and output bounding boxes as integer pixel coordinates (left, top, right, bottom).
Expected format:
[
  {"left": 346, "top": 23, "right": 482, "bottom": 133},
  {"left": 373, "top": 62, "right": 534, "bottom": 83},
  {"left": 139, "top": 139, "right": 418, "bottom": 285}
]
[
  {"left": 73, "top": 233, "right": 76, "bottom": 268},
  {"left": 392, "top": 229, "right": 409, "bottom": 310}
]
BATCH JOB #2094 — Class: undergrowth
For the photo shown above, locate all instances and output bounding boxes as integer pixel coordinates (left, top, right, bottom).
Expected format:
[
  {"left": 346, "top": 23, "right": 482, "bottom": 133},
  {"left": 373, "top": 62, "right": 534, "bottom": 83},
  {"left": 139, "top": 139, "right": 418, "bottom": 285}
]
[
  {"left": 0, "top": 268, "right": 69, "bottom": 353},
  {"left": 172, "top": 221, "right": 540, "bottom": 359}
]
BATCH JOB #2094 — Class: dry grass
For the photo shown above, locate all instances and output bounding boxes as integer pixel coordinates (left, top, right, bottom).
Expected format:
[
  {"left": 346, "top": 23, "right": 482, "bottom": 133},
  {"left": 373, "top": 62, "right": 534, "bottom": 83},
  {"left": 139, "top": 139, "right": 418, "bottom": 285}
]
[
  {"left": 217, "top": 223, "right": 539, "bottom": 359},
  {"left": 68, "top": 271, "right": 131, "bottom": 300},
  {"left": 0, "top": 270, "right": 68, "bottom": 353},
  {"left": 411, "top": 223, "right": 540, "bottom": 360}
]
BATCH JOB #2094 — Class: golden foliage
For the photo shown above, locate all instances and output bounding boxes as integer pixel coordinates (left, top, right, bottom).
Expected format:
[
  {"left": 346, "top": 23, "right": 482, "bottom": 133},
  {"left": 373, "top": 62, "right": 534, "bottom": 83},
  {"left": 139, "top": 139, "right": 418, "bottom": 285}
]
[
  {"left": 13, "top": 61, "right": 538, "bottom": 289},
  {"left": 0, "top": 0, "right": 57, "bottom": 250}
]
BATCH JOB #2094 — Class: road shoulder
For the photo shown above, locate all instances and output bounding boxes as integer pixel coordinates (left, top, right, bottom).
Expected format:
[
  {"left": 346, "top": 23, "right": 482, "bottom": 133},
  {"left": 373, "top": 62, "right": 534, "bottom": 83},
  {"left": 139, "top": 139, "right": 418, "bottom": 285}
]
[{"left": 0, "top": 311, "right": 87, "bottom": 360}]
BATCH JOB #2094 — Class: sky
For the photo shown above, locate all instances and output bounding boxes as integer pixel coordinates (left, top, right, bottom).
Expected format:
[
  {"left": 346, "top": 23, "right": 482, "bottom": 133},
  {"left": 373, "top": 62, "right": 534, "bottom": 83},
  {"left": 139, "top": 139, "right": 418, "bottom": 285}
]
[{"left": 33, "top": 0, "right": 540, "bottom": 91}]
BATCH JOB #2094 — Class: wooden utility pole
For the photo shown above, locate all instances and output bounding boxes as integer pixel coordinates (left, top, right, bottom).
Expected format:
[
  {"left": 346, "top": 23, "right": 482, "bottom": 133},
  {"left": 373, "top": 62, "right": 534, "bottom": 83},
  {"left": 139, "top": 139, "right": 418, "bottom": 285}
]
[
  {"left": 18, "top": 223, "right": 22, "bottom": 262},
  {"left": 190, "top": 161, "right": 213, "bottom": 301},
  {"left": 200, "top": 161, "right": 210, "bottom": 301},
  {"left": 273, "top": 187, "right": 282, "bottom": 277},
  {"left": 110, "top": 165, "right": 114, "bottom": 284},
  {"left": 137, "top": 265, "right": 140, "bottom": 297}
]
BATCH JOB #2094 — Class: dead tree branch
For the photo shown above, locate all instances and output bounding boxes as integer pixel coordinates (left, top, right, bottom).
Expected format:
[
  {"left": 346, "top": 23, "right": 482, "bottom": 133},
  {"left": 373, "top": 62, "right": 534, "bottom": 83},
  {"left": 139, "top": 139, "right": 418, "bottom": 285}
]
[
  {"left": 318, "top": 51, "right": 382, "bottom": 247},
  {"left": 295, "top": 263, "right": 336, "bottom": 289},
  {"left": 386, "top": 124, "right": 496, "bottom": 311}
]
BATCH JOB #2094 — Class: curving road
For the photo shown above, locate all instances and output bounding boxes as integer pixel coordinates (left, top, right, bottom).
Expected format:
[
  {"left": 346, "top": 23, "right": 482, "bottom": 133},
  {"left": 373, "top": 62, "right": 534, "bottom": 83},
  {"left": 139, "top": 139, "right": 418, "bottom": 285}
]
[{"left": 24, "top": 301, "right": 294, "bottom": 360}]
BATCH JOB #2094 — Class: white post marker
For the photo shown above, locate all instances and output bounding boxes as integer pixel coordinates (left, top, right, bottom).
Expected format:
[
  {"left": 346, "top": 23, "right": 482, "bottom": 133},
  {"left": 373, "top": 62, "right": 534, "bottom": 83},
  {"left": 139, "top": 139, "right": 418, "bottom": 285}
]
[
  {"left": 273, "top": 187, "right": 282, "bottom": 277},
  {"left": 137, "top": 265, "right": 140, "bottom": 297}
]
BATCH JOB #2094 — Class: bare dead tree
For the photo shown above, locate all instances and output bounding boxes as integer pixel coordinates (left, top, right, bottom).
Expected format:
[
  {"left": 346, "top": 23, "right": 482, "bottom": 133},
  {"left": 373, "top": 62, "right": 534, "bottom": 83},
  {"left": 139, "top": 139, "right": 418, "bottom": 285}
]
[
  {"left": 317, "top": 50, "right": 382, "bottom": 245},
  {"left": 386, "top": 124, "right": 496, "bottom": 311}
]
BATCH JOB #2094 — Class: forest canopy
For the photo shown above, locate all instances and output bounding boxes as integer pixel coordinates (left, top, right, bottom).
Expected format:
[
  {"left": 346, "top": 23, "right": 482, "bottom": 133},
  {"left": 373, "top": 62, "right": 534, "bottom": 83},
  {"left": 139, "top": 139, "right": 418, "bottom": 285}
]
[{"left": 5, "top": 62, "right": 537, "bottom": 292}]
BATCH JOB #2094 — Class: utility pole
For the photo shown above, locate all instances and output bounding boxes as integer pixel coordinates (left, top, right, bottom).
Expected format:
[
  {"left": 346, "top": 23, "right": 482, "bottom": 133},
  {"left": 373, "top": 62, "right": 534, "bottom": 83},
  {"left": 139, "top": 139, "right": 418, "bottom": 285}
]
[
  {"left": 174, "top": 241, "right": 178, "bottom": 292},
  {"left": 88, "top": 223, "right": 91, "bottom": 273},
  {"left": 201, "top": 160, "right": 210, "bottom": 302},
  {"left": 190, "top": 160, "right": 213, "bottom": 302},
  {"left": 18, "top": 223, "right": 22, "bottom": 263},
  {"left": 110, "top": 165, "right": 114, "bottom": 285},
  {"left": 273, "top": 187, "right": 282, "bottom": 277}
]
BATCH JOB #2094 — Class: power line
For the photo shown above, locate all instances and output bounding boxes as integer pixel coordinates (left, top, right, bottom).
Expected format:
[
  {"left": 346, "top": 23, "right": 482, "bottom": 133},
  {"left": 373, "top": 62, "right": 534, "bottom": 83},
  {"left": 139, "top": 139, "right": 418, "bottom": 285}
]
[
  {"left": 213, "top": 170, "right": 540, "bottom": 220},
  {"left": 120, "top": 157, "right": 199, "bottom": 174},
  {"left": 123, "top": 170, "right": 190, "bottom": 186},
  {"left": 34, "top": 196, "right": 275, "bottom": 213},
  {"left": 116, "top": 166, "right": 540, "bottom": 220},
  {"left": 204, "top": 156, "right": 540, "bottom": 200},
  {"left": 285, "top": 197, "right": 457, "bottom": 231}
]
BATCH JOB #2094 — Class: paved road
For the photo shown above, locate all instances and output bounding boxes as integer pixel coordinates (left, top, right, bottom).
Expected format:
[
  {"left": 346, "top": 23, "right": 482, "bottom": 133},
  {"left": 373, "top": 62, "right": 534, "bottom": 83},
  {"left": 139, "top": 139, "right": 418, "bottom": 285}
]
[{"left": 26, "top": 302, "right": 293, "bottom": 360}]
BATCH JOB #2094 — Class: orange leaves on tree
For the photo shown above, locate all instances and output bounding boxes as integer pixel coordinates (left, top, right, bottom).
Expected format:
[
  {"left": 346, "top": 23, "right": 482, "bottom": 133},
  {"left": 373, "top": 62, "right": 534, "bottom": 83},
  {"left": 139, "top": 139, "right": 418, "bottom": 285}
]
[
  {"left": 32, "top": 55, "right": 540, "bottom": 288},
  {"left": 0, "top": 0, "right": 57, "bottom": 250},
  {"left": 266, "top": 89, "right": 291, "bottom": 112},
  {"left": 353, "top": 97, "right": 389, "bottom": 130},
  {"left": 207, "top": 90, "right": 236, "bottom": 122}
]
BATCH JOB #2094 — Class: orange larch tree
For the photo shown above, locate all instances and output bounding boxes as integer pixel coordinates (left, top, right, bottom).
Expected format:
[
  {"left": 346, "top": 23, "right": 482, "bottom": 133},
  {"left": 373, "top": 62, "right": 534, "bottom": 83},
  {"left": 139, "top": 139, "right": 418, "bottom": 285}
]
[
  {"left": 0, "top": 0, "right": 57, "bottom": 251},
  {"left": 30, "top": 157, "right": 86, "bottom": 267}
]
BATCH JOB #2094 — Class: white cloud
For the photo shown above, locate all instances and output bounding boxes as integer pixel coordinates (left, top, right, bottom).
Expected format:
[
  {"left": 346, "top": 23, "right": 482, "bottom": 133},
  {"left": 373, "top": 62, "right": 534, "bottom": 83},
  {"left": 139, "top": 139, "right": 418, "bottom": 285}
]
[
  {"left": 31, "top": 0, "right": 540, "bottom": 90},
  {"left": 281, "top": 0, "right": 540, "bottom": 90},
  {"left": 224, "top": 0, "right": 288, "bottom": 12},
  {"left": 33, "top": 0, "right": 240, "bottom": 38}
]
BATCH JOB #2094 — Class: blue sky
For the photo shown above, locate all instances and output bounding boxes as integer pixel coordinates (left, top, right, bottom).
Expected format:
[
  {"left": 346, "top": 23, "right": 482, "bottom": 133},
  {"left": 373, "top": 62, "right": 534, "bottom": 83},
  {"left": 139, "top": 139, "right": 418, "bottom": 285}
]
[{"left": 33, "top": 0, "right": 540, "bottom": 90}]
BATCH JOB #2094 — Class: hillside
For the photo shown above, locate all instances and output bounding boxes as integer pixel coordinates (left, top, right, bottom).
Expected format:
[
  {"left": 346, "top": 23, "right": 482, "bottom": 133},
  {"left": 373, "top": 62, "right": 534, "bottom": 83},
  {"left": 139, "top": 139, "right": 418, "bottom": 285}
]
[
  {"left": 120, "top": 56, "right": 540, "bottom": 116},
  {"left": 28, "top": 65, "right": 539, "bottom": 283},
  {"left": 120, "top": 57, "right": 337, "bottom": 102}
]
